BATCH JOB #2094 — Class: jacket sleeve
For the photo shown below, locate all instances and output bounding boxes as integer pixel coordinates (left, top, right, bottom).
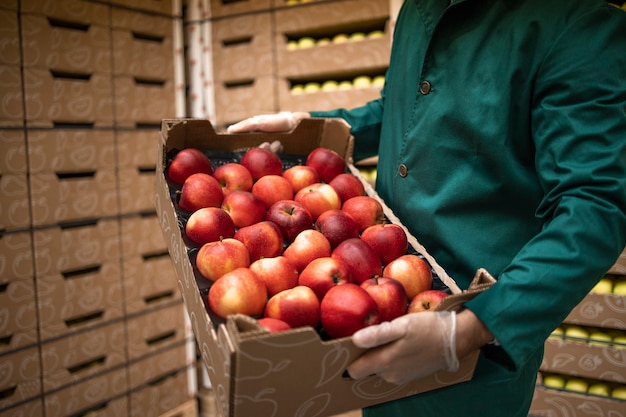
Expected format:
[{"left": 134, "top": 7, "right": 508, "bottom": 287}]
[{"left": 465, "top": 5, "right": 626, "bottom": 371}]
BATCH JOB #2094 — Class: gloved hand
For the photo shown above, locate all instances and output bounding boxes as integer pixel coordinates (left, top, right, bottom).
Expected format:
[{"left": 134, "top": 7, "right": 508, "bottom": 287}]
[
  {"left": 346, "top": 311, "right": 459, "bottom": 385},
  {"left": 226, "top": 111, "right": 309, "bottom": 133}
]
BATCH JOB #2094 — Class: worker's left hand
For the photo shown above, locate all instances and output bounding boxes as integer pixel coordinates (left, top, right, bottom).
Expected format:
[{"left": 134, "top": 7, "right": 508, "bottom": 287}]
[{"left": 346, "top": 311, "right": 459, "bottom": 385}]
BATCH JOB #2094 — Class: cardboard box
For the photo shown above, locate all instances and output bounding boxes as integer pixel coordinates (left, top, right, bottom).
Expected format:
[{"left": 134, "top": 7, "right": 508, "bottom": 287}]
[
  {"left": 208, "top": 0, "right": 272, "bottom": 18},
  {"left": 564, "top": 292, "right": 626, "bottom": 331},
  {"left": 0, "top": 129, "right": 26, "bottom": 175},
  {"left": 106, "top": 0, "right": 177, "bottom": 16},
  {"left": 128, "top": 340, "right": 190, "bottom": 390},
  {"left": 40, "top": 319, "right": 127, "bottom": 392},
  {"left": 0, "top": 346, "right": 41, "bottom": 410},
  {"left": 123, "top": 251, "right": 182, "bottom": 315},
  {"left": 0, "top": 65, "right": 24, "bottom": 127},
  {"left": 213, "top": 75, "right": 277, "bottom": 127},
  {"left": 530, "top": 385, "right": 626, "bottom": 416},
  {"left": 129, "top": 366, "right": 196, "bottom": 417},
  {"left": 116, "top": 128, "right": 161, "bottom": 170},
  {"left": 119, "top": 212, "right": 169, "bottom": 258},
  {"left": 29, "top": 168, "right": 120, "bottom": 226},
  {"left": 23, "top": 68, "right": 114, "bottom": 128},
  {"left": 126, "top": 302, "right": 189, "bottom": 361},
  {"left": 20, "top": 14, "right": 111, "bottom": 73},
  {"left": 112, "top": 28, "right": 175, "bottom": 79},
  {"left": 0, "top": 278, "right": 38, "bottom": 354},
  {"left": 0, "top": 0, "right": 17, "bottom": 11},
  {"left": 32, "top": 218, "right": 122, "bottom": 278},
  {"left": 154, "top": 118, "right": 493, "bottom": 417},
  {"left": 111, "top": 7, "right": 176, "bottom": 34},
  {"left": 0, "top": 173, "right": 31, "bottom": 232},
  {"left": 36, "top": 260, "right": 125, "bottom": 341},
  {"left": 158, "top": 399, "right": 199, "bottom": 417},
  {"left": 0, "top": 9, "right": 20, "bottom": 66},
  {"left": 540, "top": 338, "right": 626, "bottom": 384},
  {"left": 608, "top": 248, "right": 626, "bottom": 275},
  {"left": 26, "top": 128, "right": 116, "bottom": 174},
  {"left": 0, "top": 397, "right": 44, "bottom": 417},
  {"left": 211, "top": 12, "right": 274, "bottom": 82},
  {"left": 0, "top": 231, "right": 34, "bottom": 284},
  {"left": 118, "top": 168, "right": 159, "bottom": 215},
  {"left": 20, "top": 0, "right": 110, "bottom": 24},
  {"left": 43, "top": 368, "right": 129, "bottom": 417},
  {"left": 113, "top": 76, "right": 177, "bottom": 128}
]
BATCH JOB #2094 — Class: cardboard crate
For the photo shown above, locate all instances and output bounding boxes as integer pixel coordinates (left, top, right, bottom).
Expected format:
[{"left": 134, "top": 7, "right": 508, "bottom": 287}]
[
  {"left": 154, "top": 118, "right": 494, "bottom": 417},
  {"left": 0, "top": 346, "right": 41, "bottom": 410},
  {"left": 106, "top": 0, "right": 177, "bottom": 16},
  {"left": 0, "top": 231, "right": 34, "bottom": 284},
  {"left": 211, "top": 12, "right": 274, "bottom": 82},
  {"left": 111, "top": 7, "right": 176, "bottom": 34},
  {"left": 113, "top": 76, "right": 177, "bottom": 128},
  {"left": 120, "top": 212, "right": 169, "bottom": 258},
  {"left": 0, "top": 65, "right": 24, "bottom": 127},
  {"left": 126, "top": 302, "right": 189, "bottom": 361},
  {"left": 112, "top": 28, "right": 175, "bottom": 79},
  {"left": 123, "top": 251, "right": 182, "bottom": 315},
  {"left": 23, "top": 68, "right": 114, "bottom": 128},
  {"left": 40, "top": 319, "right": 127, "bottom": 392},
  {"left": 20, "top": 14, "right": 111, "bottom": 73},
  {"left": 213, "top": 75, "right": 277, "bottom": 127},
  {"left": 564, "top": 292, "right": 626, "bottom": 331},
  {"left": 608, "top": 248, "right": 626, "bottom": 275},
  {"left": 0, "top": 0, "right": 17, "bottom": 11},
  {"left": 0, "top": 9, "right": 20, "bottom": 66},
  {"left": 20, "top": 0, "right": 110, "bottom": 24},
  {"left": 118, "top": 167, "right": 159, "bottom": 215},
  {"left": 0, "top": 397, "right": 44, "bottom": 417},
  {"left": 29, "top": 168, "right": 119, "bottom": 226},
  {"left": 128, "top": 340, "right": 190, "bottom": 390},
  {"left": 159, "top": 399, "right": 199, "bottom": 417},
  {"left": 0, "top": 173, "right": 31, "bottom": 232},
  {"left": 36, "top": 260, "right": 125, "bottom": 341},
  {"left": 208, "top": 0, "right": 272, "bottom": 18},
  {"left": 530, "top": 385, "right": 626, "bottom": 416},
  {"left": 0, "top": 278, "right": 38, "bottom": 354},
  {"left": 129, "top": 366, "right": 195, "bottom": 417},
  {"left": 540, "top": 338, "right": 626, "bottom": 385},
  {"left": 0, "top": 129, "right": 26, "bottom": 175},
  {"left": 26, "top": 128, "right": 116, "bottom": 174},
  {"left": 116, "top": 128, "right": 161, "bottom": 170},
  {"left": 43, "top": 370, "right": 129, "bottom": 417},
  {"left": 32, "top": 218, "right": 122, "bottom": 278}
]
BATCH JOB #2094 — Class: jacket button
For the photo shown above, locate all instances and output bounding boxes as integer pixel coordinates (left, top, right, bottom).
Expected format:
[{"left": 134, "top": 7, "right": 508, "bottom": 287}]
[
  {"left": 419, "top": 81, "right": 431, "bottom": 95},
  {"left": 398, "top": 164, "right": 408, "bottom": 177}
]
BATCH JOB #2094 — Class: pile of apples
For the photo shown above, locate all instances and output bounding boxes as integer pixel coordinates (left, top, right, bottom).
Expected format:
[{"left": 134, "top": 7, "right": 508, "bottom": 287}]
[{"left": 167, "top": 145, "right": 449, "bottom": 339}]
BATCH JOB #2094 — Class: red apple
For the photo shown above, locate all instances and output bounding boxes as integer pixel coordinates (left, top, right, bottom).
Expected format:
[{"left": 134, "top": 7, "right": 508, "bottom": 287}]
[
  {"left": 185, "top": 207, "right": 236, "bottom": 245},
  {"left": 257, "top": 317, "right": 292, "bottom": 334},
  {"left": 252, "top": 174, "right": 294, "bottom": 209},
  {"left": 361, "top": 277, "right": 408, "bottom": 323},
  {"left": 167, "top": 148, "right": 213, "bottom": 185},
  {"left": 234, "top": 221, "right": 284, "bottom": 262},
  {"left": 195, "top": 238, "right": 250, "bottom": 282},
  {"left": 331, "top": 238, "right": 382, "bottom": 285},
  {"left": 282, "top": 165, "right": 320, "bottom": 193},
  {"left": 360, "top": 223, "right": 408, "bottom": 265},
  {"left": 264, "top": 286, "right": 320, "bottom": 329},
  {"left": 221, "top": 190, "right": 267, "bottom": 228},
  {"left": 208, "top": 267, "right": 267, "bottom": 318},
  {"left": 305, "top": 147, "right": 346, "bottom": 183},
  {"left": 314, "top": 209, "right": 359, "bottom": 249},
  {"left": 178, "top": 172, "right": 224, "bottom": 213},
  {"left": 240, "top": 147, "right": 283, "bottom": 180},
  {"left": 407, "top": 289, "right": 449, "bottom": 313},
  {"left": 383, "top": 254, "right": 433, "bottom": 299},
  {"left": 341, "top": 196, "right": 385, "bottom": 232},
  {"left": 266, "top": 199, "right": 313, "bottom": 243},
  {"left": 249, "top": 256, "right": 299, "bottom": 297},
  {"left": 213, "top": 162, "right": 253, "bottom": 195},
  {"left": 329, "top": 173, "right": 365, "bottom": 203},
  {"left": 320, "top": 283, "right": 380, "bottom": 339},
  {"left": 283, "top": 229, "right": 332, "bottom": 272},
  {"left": 298, "top": 256, "right": 353, "bottom": 301},
  {"left": 294, "top": 183, "right": 341, "bottom": 221}
]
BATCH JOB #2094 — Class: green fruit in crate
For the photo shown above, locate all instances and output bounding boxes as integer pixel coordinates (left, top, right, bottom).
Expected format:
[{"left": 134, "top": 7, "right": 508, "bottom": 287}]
[
  {"left": 612, "top": 386, "right": 626, "bottom": 399},
  {"left": 613, "top": 280, "right": 626, "bottom": 295},
  {"left": 588, "top": 330, "right": 612, "bottom": 346},
  {"left": 587, "top": 383, "right": 611, "bottom": 397}
]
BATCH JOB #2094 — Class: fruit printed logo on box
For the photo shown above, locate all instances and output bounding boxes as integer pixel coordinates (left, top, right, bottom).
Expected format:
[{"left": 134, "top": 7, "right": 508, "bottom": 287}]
[{"left": 166, "top": 145, "right": 449, "bottom": 340}]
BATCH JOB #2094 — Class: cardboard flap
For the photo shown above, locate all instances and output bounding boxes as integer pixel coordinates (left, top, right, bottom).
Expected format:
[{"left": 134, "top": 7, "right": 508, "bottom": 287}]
[{"left": 436, "top": 268, "right": 496, "bottom": 312}]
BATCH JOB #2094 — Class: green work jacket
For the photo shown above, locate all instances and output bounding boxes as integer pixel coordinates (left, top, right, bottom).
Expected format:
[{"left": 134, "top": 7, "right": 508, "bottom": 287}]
[{"left": 311, "top": 0, "right": 626, "bottom": 415}]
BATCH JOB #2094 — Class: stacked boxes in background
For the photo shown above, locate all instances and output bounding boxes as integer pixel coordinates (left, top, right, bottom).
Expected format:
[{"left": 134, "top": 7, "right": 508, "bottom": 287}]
[
  {"left": 201, "top": 0, "right": 392, "bottom": 128},
  {"left": 530, "top": 252, "right": 626, "bottom": 416},
  {"left": 0, "top": 0, "right": 196, "bottom": 416}
]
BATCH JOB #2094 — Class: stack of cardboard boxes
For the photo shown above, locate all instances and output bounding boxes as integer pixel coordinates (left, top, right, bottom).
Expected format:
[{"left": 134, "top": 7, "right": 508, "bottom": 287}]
[{"left": 0, "top": 0, "right": 196, "bottom": 416}]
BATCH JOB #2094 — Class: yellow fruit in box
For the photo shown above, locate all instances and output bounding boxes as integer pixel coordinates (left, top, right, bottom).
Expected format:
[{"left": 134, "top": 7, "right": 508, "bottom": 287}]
[
  {"left": 338, "top": 80, "right": 352, "bottom": 90},
  {"left": 317, "top": 38, "right": 331, "bottom": 46},
  {"left": 350, "top": 32, "right": 366, "bottom": 41},
  {"left": 588, "top": 330, "right": 612, "bottom": 346},
  {"left": 548, "top": 326, "right": 564, "bottom": 339},
  {"left": 588, "top": 383, "right": 611, "bottom": 397},
  {"left": 612, "top": 334, "right": 626, "bottom": 348},
  {"left": 564, "top": 378, "right": 588, "bottom": 393},
  {"left": 321, "top": 80, "right": 339, "bottom": 92},
  {"left": 372, "top": 75, "right": 386, "bottom": 88},
  {"left": 591, "top": 277, "right": 613, "bottom": 294},
  {"left": 368, "top": 30, "right": 385, "bottom": 39},
  {"left": 287, "top": 40, "right": 299, "bottom": 50},
  {"left": 290, "top": 84, "right": 304, "bottom": 95},
  {"left": 303, "top": 82, "right": 321, "bottom": 93},
  {"left": 613, "top": 280, "right": 626, "bottom": 295},
  {"left": 612, "top": 386, "right": 626, "bottom": 399},
  {"left": 353, "top": 75, "right": 372, "bottom": 88},
  {"left": 564, "top": 325, "right": 589, "bottom": 341},
  {"left": 542, "top": 375, "right": 565, "bottom": 389},
  {"left": 298, "top": 37, "right": 316, "bottom": 49},
  {"left": 332, "top": 33, "right": 349, "bottom": 44}
]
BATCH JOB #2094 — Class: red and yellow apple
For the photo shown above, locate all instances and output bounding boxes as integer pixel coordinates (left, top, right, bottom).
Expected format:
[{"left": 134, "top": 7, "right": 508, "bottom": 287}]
[
  {"left": 167, "top": 148, "right": 213, "bottom": 185},
  {"left": 252, "top": 174, "right": 294, "bottom": 208},
  {"left": 282, "top": 165, "right": 320, "bottom": 193},
  {"left": 314, "top": 209, "right": 359, "bottom": 249},
  {"left": 178, "top": 172, "right": 224, "bottom": 213},
  {"left": 221, "top": 190, "right": 267, "bottom": 228},
  {"left": 298, "top": 256, "right": 353, "bottom": 301},
  {"left": 407, "top": 289, "right": 448, "bottom": 313},
  {"left": 294, "top": 183, "right": 341, "bottom": 221},
  {"left": 265, "top": 199, "right": 313, "bottom": 243},
  {"left": 234, "top": 220, "right": 284, "bottom": 262},
  {"left": 331, "top": 238, "right": 383, "bottom": 285},
  {"left": 185, "top": 207, "right": 236, "bottom": 245},
  {"left": 264, "top": 285, "right": 320, "bottom": 329},
  {"left": 240, "top": 147, "right": 283, "bottom": 180},
  {"left": 195, "top": 238, "right": 250, "bottom": 282},
  {"left": 361, "top": 276, "right": 408, "bottom": 322},
  {"left": 212, "top": 162, "right": 253, "bottom": 195},
  {"left": 257, "top": 317, "right": 292, "bottom": 334},
  {"left": 306, "top": 147, "right": 346, "bottom": 183},
  {"left": 341, "top": 195, "right": 385, "bottom": 232},
  {"left": 320, "top": 283, "right": 380, "bottom": 339},
  {"left": 249, "top": 256, "right": 299, "bottom": 297},
  {"left": 208, "top": 267, "right": 267, "bottom": 318},
  {"left": 328, "top": 173, "right": 365, "bottom": 203},
  {"left": 283, "top": 229, "right": 332, "bottom": 272},
  {"left": 360, "top": 223, "right": 408, "bottom": 265},
  {"left": 383, "top": 254, "right": 433, "bottom": 299}
]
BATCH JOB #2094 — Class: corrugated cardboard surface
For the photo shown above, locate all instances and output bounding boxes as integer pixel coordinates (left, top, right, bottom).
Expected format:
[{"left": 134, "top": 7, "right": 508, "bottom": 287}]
[
  {"left": 155, "top": 118, "right": 490, "bottom": 417},
  {"left": 564, "top": 292, "right": 626, "bottom": 331},
  {"left": 0, "top": 345, "right": 41, "bottom": 409},
  {"left": 531, "top": 385, "right": 625, "bottom": 416}
]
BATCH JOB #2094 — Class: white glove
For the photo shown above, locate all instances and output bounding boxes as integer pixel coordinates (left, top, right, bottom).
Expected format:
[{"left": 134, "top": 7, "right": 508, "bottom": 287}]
[
  {"left": 227, "top": 112, "right": 308, "bottom": 133},
  {"left": 347, "top": 311, "right": 459, "bottom": 385}
]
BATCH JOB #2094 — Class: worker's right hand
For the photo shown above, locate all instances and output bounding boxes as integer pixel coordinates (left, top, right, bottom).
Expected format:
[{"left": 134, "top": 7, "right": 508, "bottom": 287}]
[{"left": 226, "top": 112, "right": 310, "bottom": 133}]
